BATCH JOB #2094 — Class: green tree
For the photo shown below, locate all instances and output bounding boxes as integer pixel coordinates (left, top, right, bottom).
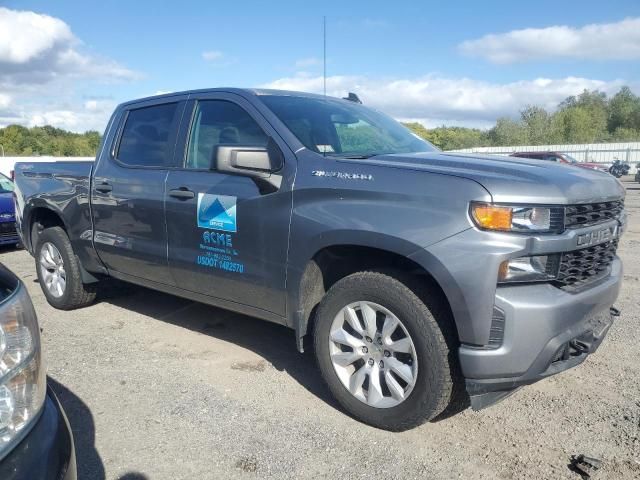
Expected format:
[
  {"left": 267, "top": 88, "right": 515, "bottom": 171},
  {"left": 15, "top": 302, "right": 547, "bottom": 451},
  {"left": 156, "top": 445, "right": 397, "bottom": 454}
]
[
  {"left": 0, "top": 124, "right": 102, "bottom": 156},
  {"left": 488, "top": 118, "right": 528, "bottom": 146},
  {"left": 555, "top": 89, "right": 608, "bottom": 142},
  {"left": 610, "top": 127, "right": 640, "bottom": 142},
  {"left": 402, "top": 123, "right": 489, "bottom": 150},
  {"left": 608, "top": 86, "right": 640, "bottom": 132},
  {"left": 520, "top": 106, "right": 551, "bottom": 145},
  {"left": 554, "top": 106, "right": 605, "bottom": 143}
]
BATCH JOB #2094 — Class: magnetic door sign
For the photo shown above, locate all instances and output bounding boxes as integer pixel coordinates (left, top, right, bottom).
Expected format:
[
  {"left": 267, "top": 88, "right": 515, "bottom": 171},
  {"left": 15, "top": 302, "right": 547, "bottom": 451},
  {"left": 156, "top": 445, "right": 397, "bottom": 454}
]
[{"left": 197, "top": 193, "right": 237, "bottom": 232}]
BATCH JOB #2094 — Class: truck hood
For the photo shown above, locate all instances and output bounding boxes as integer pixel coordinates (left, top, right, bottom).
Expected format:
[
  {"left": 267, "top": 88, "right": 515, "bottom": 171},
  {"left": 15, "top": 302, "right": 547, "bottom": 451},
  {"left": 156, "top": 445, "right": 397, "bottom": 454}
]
[
  {"left": 0, "top": 192, "right": 14, "bottom": 217},
  {"left": 363, "top": 152, "right": 625, "bottom": 204}
]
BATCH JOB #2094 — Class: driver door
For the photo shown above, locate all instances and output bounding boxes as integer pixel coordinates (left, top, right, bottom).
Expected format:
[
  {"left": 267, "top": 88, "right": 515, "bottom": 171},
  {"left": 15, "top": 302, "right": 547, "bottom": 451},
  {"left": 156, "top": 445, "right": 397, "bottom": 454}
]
[{"left": 164, "top": 93, "right": 295, "bottom": 316}]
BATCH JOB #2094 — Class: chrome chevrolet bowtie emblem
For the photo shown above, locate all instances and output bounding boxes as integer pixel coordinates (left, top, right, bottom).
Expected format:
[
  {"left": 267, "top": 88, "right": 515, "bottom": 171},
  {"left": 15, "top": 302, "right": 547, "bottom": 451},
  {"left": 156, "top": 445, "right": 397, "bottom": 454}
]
[{"left": 0, "top": 213, "right": 13, "bottom": 219}]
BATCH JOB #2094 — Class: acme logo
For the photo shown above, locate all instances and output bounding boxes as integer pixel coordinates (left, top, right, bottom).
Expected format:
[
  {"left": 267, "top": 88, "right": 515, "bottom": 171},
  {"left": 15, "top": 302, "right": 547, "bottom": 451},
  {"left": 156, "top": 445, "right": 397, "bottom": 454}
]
[{"left": 576, "top": 225, "right": 618, "bottom": 247}]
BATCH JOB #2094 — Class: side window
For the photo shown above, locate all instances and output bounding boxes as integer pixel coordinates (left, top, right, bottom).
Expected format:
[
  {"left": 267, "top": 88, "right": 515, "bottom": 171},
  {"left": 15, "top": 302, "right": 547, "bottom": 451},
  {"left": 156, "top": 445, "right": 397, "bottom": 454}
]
[
  {"left": 116, "top": 103, "right": 179, "bottom": 167},
  {"left": 186, "top": 100, "right": 268, "bottom": 170},
  {"left": 0, "top": 175, "right": 13, "bottom": 193}
]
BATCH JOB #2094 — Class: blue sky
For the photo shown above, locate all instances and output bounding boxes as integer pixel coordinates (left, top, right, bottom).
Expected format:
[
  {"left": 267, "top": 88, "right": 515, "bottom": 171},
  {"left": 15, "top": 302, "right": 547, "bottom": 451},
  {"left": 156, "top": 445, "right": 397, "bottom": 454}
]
[{"left": 1, "top": 0, "right": 639, "bottom": 131}]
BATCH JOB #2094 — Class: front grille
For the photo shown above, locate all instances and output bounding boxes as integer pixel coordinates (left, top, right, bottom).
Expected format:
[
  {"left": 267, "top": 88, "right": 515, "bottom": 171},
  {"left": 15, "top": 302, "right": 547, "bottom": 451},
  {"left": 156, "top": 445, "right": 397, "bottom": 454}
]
[
  {"left": 0, "top": 222, "right": 14, "bottom": 233},
  {"left": 554, "top": 239, "right": 618, "bottom": 290},
  {"left": 565, "top": 201, "right": 624, "bottom": 229},
  {"left": 0, "top": 222, "right": 16, "bottom": 238}
]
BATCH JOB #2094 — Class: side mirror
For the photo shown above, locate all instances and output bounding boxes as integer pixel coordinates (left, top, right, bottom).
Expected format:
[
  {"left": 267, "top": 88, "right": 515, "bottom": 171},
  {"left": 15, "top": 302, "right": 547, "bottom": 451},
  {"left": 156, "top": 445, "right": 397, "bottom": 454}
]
[
  {"left": 215, "top": 146, "right": 272, "bottom": 173},
  {"left": 214, "top": 138, "right": 284, "bottom": 193},
  {"left": 214, "top": 137, "right": 284, "bottom": 174}
]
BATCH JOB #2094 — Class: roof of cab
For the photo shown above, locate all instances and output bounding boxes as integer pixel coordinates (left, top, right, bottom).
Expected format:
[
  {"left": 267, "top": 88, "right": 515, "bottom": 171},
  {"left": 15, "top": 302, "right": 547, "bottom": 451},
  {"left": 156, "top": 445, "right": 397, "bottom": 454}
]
[{"left": 118, "top": 87, "right": 338, "bottom": 109}]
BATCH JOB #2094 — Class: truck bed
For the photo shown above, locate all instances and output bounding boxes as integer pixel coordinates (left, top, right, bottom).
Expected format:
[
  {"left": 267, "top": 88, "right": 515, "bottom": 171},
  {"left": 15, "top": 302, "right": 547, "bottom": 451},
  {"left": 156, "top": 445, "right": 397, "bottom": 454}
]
[{"left": 14, "top": 160, "right": 95, "bottom": 254}]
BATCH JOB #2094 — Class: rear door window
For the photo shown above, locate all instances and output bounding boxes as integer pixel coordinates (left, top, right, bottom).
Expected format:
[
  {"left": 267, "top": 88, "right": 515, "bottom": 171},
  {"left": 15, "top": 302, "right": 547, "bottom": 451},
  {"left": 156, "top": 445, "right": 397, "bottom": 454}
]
[{"left": 116, "top": 103, "right": 180, "bottom": 167}]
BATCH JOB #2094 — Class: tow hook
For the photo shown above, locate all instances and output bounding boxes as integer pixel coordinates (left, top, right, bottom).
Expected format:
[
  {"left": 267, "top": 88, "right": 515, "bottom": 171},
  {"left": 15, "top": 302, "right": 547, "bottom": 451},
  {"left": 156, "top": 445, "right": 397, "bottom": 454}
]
[
  {"left": 610, "top": 306, "right": 621, "bottom": 318},
  {"left": 569, "top": 340, "right": 589, "bottom": 355}
]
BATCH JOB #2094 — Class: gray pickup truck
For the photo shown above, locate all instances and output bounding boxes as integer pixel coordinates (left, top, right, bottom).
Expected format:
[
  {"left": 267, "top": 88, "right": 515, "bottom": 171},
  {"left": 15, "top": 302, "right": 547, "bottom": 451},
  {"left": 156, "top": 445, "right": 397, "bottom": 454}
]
[{"left": 14, "top": 89, "right": 626, "bottom": 431}]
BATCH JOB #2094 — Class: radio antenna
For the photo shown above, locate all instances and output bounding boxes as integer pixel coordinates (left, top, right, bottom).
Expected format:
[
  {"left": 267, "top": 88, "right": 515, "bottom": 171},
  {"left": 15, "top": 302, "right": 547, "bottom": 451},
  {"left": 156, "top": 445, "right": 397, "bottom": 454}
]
[{"left": 323, "top": 16, "right": 327, "bottom": 97}]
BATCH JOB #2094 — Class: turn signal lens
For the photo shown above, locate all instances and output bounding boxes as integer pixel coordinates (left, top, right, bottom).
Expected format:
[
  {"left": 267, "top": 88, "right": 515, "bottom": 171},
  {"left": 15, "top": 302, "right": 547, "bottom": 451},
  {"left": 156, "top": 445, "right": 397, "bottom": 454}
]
[
  {"left": 471, "top": 204, "right": 513, "bottom": 231},
  {"left": 470, "top": 203, "right": 559, "bottom": 232}
]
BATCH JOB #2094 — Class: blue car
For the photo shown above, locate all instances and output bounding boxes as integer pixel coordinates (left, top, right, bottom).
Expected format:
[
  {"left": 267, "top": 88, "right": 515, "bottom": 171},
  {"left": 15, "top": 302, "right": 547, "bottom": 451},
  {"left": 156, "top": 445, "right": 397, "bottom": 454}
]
[{"left": 0, "top": 173, "right": 20, "bottom": 247}]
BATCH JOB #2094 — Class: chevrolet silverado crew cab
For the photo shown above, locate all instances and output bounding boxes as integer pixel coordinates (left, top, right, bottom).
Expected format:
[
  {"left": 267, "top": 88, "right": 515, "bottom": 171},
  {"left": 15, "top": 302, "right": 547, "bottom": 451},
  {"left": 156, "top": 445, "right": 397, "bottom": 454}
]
[{"left": 13, "top": 89, "right": 626, "bottom": 431}]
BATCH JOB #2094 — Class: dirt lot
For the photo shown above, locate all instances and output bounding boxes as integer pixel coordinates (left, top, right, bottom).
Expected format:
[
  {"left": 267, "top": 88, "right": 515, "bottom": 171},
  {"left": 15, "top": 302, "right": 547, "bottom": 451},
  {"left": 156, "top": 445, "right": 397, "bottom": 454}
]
[{"left": 1, "top": 182, "right": 639, "bottom": 479}]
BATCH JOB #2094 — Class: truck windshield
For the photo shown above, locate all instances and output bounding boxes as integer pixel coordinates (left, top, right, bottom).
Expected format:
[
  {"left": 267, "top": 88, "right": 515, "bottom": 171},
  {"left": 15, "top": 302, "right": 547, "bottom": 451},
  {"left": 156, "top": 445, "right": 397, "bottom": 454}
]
[
  {"left": 260, "top": 95, "right": 437, "bottom": 158},
  {"left": 0, "top": 174, "right": 13, "bottom": 193}
]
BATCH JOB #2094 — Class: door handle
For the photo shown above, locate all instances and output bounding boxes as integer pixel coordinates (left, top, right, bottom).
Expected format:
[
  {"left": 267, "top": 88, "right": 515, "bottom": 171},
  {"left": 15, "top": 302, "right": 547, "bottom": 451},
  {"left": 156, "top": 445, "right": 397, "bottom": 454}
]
[
  {"left": 95, "top": 183, "right": 113, "bottom": 193},
  {"left": 169, "top": 188, "right": 195, "bottom": 200}
]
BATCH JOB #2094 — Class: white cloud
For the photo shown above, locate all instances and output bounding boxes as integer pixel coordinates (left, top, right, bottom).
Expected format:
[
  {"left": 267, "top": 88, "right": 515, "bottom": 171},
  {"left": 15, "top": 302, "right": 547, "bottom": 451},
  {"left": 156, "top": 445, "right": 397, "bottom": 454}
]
[
  {"left": 0, "top": 7, "right": 138, "bottom": 132},
  {"left": 26, "top": 98, "right": 116, "bottom": 131},
  {"left": 0, "top": 94, "right": 10, "bottom": 109},
  {"left": 0, "top": 8, "right": 73, "bottom": 63},
  {"left": 0, "top": 7, "right": 138, "bottom": 83},
  {"left": 459, "top": 17, "right": 640, "bottom": 64},
  {"left": 261, "top": 74, "right": 628, "bottom": 126},
  {"left": 28, "top": 110, "right": 83, "bottom": 130},
  {"left": 202, "top": 50, "right": 224, "bottom": 62},
  {"left": 84, "top": 100, "right": 99, "bottom": 111}
]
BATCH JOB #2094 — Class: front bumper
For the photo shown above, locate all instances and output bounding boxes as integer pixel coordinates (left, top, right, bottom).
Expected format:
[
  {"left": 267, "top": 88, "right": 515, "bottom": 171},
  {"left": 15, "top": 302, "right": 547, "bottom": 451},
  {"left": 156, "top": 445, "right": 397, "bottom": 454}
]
[
  {"left": 410, "top": 217, "right": 625, "bottom": 410},
  {"left": 461, "top": 258, "right": 622, "bottom": 409},
  {"left": 0, "top": 236, "right": 19, "bottom": 246},
  {"left": 0, "top": 386, "right": 76, "bottom": 480}
]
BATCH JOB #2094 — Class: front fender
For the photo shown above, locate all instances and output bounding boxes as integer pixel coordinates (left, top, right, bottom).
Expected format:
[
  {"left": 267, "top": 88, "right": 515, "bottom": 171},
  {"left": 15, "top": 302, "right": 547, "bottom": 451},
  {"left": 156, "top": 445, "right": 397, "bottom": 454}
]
[{"left": 285, "top": 154, "right": 493, "bottom": 335}]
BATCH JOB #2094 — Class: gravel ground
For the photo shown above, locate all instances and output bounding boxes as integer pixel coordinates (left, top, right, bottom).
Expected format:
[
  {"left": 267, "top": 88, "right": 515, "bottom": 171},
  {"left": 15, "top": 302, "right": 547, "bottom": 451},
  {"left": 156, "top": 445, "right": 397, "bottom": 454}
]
[{"left": 1, "top": 182, "right": 639, "bottom": 479}]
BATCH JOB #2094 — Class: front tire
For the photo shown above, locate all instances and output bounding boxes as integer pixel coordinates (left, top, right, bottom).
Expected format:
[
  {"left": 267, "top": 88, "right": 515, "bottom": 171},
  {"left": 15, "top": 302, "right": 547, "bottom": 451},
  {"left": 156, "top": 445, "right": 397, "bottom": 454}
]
[
  {"left": 35, "top": 226, "right": 97, "bottom": 310},
  {"left": 314, "top": 271, "right": 457, "bottom": 431}
]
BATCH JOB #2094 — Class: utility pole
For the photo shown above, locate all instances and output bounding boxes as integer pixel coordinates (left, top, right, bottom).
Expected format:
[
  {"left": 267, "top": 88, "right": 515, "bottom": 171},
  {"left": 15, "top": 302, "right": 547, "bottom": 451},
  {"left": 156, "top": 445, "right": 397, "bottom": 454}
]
[
  {"left": 0, "top": 144, "right": 4, "bottom": 157},
  {"left": 323, "top": 16, "right": 327, "bottom": 97}
]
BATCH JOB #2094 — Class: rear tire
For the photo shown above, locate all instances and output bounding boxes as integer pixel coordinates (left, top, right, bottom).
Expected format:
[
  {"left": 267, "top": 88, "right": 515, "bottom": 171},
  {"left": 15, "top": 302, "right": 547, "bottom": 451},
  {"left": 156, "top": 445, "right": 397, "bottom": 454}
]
[
  {"left": 35, "top": 226, "right": 97, "bottom": 310},
  {"left": 313, "top": 271, "right": 456, "bottom": 431}
]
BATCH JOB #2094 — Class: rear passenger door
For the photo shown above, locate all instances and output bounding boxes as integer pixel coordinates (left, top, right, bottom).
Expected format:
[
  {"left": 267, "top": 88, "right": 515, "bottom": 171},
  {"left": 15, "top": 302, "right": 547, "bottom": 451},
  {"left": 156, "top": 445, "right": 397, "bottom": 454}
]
[
  {"left": 164, "top": 93, "right": 295, "bottom": 316},
  {"left": 92, "top": 96, "right": 187, "bottom": 285}
]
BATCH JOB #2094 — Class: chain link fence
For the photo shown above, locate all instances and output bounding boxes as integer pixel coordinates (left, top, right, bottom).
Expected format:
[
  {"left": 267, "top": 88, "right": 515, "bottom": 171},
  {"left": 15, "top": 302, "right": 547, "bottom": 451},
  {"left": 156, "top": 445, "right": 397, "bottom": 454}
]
[{"left": 449, "top": 142, "right": 640, "bottom": 173}]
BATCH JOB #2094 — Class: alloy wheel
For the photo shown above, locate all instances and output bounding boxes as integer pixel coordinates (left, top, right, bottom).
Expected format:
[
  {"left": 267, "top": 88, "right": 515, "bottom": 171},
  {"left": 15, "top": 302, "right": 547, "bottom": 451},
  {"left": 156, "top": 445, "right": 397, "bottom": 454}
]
[
  {"left": 39, "top": 242, "right": 66, "bottom": 298},
  {"left": 329, "top": 301, "right": 418, "bottom": 408}
]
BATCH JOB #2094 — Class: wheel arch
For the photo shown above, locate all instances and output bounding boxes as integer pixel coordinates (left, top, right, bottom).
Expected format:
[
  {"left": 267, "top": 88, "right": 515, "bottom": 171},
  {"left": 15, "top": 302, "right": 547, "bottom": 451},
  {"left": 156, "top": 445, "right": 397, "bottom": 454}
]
[
  {"left": 289, "top": 239, "right": 459, "bottom": 352},
  {"left": 25, "top": 203, "right": 101, "bottom": 284},
  {"left": 24, "top": 202, "right": 68, "bottom": 253}
]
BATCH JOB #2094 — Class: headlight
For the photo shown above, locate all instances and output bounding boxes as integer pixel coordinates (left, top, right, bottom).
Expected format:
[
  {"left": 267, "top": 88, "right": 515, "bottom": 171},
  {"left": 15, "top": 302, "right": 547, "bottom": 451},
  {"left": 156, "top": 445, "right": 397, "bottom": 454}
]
[
  {"left": 498, "top": 255, "right": 560, "bottom": 283},
  {"left": 0, "top": 270, "right": 45, "bottom": 460},
  {"left": 470, "top": 203, "right": 563, "bottom": 233}
]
